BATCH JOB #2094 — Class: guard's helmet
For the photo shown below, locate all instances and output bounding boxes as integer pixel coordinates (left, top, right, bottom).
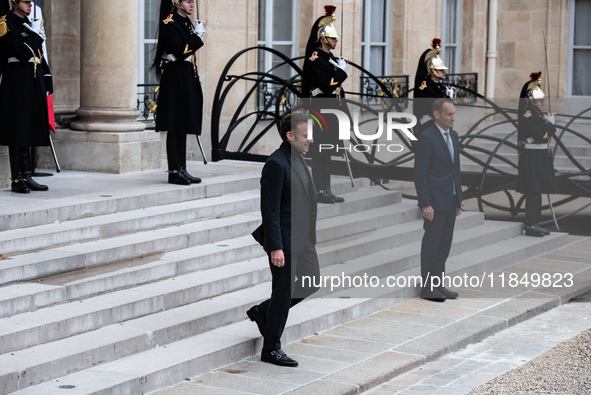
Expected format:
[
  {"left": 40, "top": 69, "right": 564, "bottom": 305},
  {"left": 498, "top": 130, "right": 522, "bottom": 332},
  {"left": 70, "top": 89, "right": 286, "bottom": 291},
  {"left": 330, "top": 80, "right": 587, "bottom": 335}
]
[
  {"left": 523, "top": 72, "right": 546, "bottom": 101},
  {"left": 425, "top": 38, "right": 448, "bottom": 72},
  {"left": 317, "top": 5, "right": 340, "bottom": 40},
  {"left": 9, "top": 0, "right": 33, "bottom": 11}
]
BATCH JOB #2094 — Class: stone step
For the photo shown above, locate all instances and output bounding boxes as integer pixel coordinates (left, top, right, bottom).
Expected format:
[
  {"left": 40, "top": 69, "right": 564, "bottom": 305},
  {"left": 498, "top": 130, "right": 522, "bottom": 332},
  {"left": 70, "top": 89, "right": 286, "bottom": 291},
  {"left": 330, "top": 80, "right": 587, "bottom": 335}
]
[
  {"left": 7, "top": 230, "right": 569, "bottom": 395},
  {"left": 0, "top": 190, "right": 261, "bottom": 257},
  {"left": 0, "top": 171, "right": 262, "bottom": 232},
  {"left": 0, "top": 193, "right": 408, "bottom": 351}
]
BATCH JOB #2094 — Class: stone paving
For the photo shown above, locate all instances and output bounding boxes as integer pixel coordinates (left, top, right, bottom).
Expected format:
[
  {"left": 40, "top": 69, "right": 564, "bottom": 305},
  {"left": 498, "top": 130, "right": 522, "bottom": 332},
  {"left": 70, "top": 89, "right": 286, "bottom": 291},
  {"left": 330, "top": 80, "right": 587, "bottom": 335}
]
[{"left": 151, "top": 236, "right": 591, "bottom": 395}]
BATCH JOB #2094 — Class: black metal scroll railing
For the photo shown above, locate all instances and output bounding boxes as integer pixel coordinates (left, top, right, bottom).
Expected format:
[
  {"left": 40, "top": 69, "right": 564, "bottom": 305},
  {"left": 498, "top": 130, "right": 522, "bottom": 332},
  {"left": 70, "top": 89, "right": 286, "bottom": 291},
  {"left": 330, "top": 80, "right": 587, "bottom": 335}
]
[
  {"left": 210, "top": 49, "right": 590, "bottom": 225},
  {"left": 137, "top": 83, "right": 159, "bottom": 130}
]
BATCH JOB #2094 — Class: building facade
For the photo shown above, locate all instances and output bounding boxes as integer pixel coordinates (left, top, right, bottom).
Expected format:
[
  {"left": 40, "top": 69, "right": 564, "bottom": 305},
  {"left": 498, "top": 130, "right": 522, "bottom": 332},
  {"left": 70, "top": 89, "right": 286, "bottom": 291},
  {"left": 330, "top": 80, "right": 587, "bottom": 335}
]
[{"left": 1, "top": 0, "right": 587, "bottom": 188}]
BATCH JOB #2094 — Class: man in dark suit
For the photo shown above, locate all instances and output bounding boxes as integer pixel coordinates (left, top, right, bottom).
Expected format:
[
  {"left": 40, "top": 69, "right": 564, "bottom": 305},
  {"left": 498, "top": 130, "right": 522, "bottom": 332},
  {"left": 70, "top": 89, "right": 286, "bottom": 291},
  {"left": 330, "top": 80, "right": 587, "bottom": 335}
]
[
  {"left": 247, "top": 112, "right": 320, "bottom": 367},
  {"left": 414, "top": 98, "right": 463, "bottom": 302}
]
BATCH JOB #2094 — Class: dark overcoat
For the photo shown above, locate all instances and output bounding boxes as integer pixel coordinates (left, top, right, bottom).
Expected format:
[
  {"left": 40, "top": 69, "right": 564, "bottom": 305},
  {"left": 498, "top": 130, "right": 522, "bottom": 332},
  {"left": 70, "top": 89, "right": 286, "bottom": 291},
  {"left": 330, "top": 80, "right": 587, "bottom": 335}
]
[
  {"left": 155, "top": 13, "right": 203, "bottom": 135},
  {"left": 0, "top": 11, "right": 52, "bottom": 147},
  {"left": 260, "top": 141, "right": 317, "bottom": 255},
  {"left": 516, "top": 103, "right": 558, "bottom": 194}
]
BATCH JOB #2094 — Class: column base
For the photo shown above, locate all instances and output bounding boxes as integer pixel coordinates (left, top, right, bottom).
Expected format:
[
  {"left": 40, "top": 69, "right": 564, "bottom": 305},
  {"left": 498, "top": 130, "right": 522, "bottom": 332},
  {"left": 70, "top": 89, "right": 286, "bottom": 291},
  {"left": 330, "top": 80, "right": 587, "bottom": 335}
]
[{"left": 37, "top": 129, "right": 162, "bottom": 174}]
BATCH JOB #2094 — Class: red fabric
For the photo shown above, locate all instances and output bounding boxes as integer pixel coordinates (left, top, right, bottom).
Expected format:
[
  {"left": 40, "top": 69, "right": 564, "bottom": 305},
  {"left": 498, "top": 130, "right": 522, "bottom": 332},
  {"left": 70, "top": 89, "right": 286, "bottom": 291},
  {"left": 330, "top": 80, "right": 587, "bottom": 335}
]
[{"left": 47, "top": 94, "right": 55, "bottom": 133}]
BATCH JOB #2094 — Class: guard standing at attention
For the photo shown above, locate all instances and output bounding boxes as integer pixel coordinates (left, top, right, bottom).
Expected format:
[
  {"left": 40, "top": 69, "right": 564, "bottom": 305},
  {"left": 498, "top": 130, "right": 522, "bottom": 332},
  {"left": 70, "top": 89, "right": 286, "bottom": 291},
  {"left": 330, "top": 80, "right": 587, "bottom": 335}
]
[
  {"left": 152, "top": 0, "right": 204, "bottom": 185},
  {"left": 302, "top": 5, "right": 348, "bottom": 204},
  {"left": 413, "top": 38, "right": 452, "bottom": 136},
  {"left": 0, "top": 0, "right": 52, "bottom": 193},
  {"left": 516, "top": 72, "right": 557, "bottom": 237}
]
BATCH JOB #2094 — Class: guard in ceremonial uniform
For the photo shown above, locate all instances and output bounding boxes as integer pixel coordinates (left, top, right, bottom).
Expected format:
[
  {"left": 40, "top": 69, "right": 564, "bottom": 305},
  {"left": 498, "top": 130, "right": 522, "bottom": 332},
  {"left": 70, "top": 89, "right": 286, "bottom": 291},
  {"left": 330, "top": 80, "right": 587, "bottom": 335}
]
[
  {"left": 302, "top": 5, "right": 348, "bottom": 204},
  {"left": 0, "top": 0, "right": 52, "bottom": 193},
  {"left": 153, "top": 0, "right": 204, "bottom": 185},
  {"left": 516, "top": 72, "right": 557, "bottom": 237},
  {"left": 413, "top": 39, "right": 452, "bottom": 136}
]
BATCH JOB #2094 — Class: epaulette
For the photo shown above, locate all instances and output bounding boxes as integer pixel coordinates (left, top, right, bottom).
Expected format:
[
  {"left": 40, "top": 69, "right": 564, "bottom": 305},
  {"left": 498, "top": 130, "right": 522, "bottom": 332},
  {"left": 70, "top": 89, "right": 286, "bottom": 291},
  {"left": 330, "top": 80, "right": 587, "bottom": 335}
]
[
  {"left": 163, "top": 14, "right": 174, "bottom": 25},
  {"left": 524, "top": 110, "right": 532, "bottom": 118},
  {"left": 418, "top": 81, "right": 427, "bottom": 90},
  {"left": 0, "top": 15, "right": 7, "bottom": 38},
  {"left": 309, "top": 51, "right": 318, "bottom": 62}
]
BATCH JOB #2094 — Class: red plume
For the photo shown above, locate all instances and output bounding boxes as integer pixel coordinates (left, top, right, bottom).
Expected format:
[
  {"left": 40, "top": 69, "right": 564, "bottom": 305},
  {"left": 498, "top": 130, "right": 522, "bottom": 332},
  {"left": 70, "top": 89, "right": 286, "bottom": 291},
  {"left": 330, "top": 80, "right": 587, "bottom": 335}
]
[
  {"left": 530, "top": 71, "right": 542, "bottom": 81},
  {"left": 324, "top": 5, "right": 336, "bottom": 16},
  {"left": 431, "top": 38, "right": 442, "bottom": 49}
]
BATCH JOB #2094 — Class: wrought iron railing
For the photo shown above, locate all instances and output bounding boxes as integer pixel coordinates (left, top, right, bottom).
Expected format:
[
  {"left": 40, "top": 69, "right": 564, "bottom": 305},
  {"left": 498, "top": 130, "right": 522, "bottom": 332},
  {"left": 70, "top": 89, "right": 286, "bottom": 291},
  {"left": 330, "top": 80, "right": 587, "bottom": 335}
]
[
  {"left": 137, "top": 83, "right": 159, "bottom": 129},
  {"left": 360, "top": 75, "right": 409, "bottom": 109},
  {"left": 210, "top": 49, "right": 590, "bottom": 226}
]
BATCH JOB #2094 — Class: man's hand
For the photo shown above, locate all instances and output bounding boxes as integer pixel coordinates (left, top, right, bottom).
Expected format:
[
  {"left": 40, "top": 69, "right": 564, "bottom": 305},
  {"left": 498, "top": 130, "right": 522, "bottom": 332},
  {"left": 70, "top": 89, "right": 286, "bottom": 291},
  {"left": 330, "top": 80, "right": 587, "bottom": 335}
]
[
  {"left": 422, "top": 206, "right": 434, "bottom": 221},
  {"left": 270, "top": 249, "right": 285, "bottom": 267},
  {"left": 456, "top": 201, "right": 464, "bottom": 216}
]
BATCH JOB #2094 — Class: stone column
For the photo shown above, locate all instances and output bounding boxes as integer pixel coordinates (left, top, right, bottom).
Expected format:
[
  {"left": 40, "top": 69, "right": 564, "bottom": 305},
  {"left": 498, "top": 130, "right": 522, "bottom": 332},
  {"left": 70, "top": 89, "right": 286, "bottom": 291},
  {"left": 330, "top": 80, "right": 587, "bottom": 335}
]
[{"left": 53, "top": 0, "right": 160, "bottom": 173}]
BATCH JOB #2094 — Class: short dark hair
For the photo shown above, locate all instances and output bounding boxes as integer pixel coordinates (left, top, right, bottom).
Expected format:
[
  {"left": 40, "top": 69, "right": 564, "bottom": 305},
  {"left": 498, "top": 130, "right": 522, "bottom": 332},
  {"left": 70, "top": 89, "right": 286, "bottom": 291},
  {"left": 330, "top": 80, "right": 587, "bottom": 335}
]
[
  {"left": 279, "top": 112, "right": 309, "bottom": 141},
  {"left": 432, "top": 98, "right": 454, "bottom": 116}
]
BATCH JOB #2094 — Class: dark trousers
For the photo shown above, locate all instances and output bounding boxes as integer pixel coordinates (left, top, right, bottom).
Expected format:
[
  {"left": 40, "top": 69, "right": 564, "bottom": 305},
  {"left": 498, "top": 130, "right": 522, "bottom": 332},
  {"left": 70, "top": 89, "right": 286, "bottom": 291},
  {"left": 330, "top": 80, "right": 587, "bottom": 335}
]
[
  {"left": 256, "top": 244, "right": 320, "bottom": 351},
  {"left": 420, "top": 206, "right": 457, "bottom": 288},
  {"left": 312, "top": 154, "right": 331, "bottom": 193},
  {"left": 525, "top": 193, "right": 542, "bottom": 226}
]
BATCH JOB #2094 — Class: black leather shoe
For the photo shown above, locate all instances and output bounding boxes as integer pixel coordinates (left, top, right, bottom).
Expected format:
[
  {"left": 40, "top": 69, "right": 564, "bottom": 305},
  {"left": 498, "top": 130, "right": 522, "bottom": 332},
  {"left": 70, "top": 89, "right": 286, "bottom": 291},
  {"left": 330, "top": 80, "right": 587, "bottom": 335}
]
[
  {"left": 23, "top": 175, "right": 48, "bottom": 191},
  {"left": 524, "top": 225, "right": 544, "bottom": 237},
  {"left": 179, "top": 167, "right": 202, "bottom": 184},
  {"left": 246, "top": 305, "right": 265, "bottom": 337},
  {"left": 168, "top": 171, "right": 191, "bottom": 185},
  {"left": 325, "top": 189, "right": 344, "bottom": 203},
  {"left": 420, "top": 287, "right": 446, "bottom": 302},
  {"left": 317, "top": 190, "right": 336, "bottom": 204},
  {"left": 533, "top": 224, "right": 550, "bottom": 236},
  {"left": 261, "top": 349, "right": 298, "bottom": 367},
  {"left": 11, "top": 177, "right": 30, "bottom": 194},
  {"left": 438, "top": 287, "right": 458, "bottom": 299}
]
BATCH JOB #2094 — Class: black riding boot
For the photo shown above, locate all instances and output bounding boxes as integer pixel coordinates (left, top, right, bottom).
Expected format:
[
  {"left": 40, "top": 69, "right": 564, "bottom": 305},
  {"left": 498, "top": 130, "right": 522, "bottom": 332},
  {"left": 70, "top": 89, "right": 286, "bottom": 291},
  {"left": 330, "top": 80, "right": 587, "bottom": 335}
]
[
  {"left": 22, "top": 147, "right": 48, "bottom": 191},
  {"left": 178, "top": 134, "right": 201, "bottom": 184},
  {"left": 8, "top": 146, "right": 30, "bottom": 194},
  {"left": 524, "top": 193, "right": 544, "bottom": 237},
  {"left": 167, "top": 133, "right": 190, "bottom": 185}
]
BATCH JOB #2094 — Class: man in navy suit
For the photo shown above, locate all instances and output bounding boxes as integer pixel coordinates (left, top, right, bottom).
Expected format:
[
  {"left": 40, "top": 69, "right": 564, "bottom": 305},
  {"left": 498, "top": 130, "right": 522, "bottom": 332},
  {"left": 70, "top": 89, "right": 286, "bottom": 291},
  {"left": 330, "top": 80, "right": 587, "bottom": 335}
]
[
  {"left": 247, "top": 113, "right": 320, "bottom": 367},
  {"left": 414, "top": 98, "right": 463, "bottom": 302}
]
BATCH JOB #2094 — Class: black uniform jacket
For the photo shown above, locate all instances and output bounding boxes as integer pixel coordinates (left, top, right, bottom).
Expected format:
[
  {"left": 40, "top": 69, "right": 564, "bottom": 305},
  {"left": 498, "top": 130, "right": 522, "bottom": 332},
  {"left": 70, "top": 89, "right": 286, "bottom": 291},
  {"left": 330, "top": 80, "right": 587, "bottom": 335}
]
[
  {"left": 516, "top": 103, "right": 558, "bottom": 194},
  {"left": 0, "top": 11, "right": 52, "bottom": 147},
  {"left": 413, "top": 78, "right": 448, "bottom": 133},
  {"left": 155, "top": 13, "right": 203, "bottom": 135},
  {"left": 302, "top": 48, "right": 349, "bottom": 157},
  {"left": 259, "top": 141, "right": 318, "bottom": 255}
]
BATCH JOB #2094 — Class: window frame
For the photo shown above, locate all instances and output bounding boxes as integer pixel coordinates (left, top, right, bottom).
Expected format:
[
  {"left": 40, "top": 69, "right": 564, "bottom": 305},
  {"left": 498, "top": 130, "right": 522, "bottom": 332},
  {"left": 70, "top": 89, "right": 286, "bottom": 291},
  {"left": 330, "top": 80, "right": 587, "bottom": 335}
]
[
  {"left": 441, "top": 0, "right": 463, "bottom": 74},
  {"left": 567, "top": 0, "right": 591, "bottom": 97},
  {"left": 257, "top": 0, "right": 299, "bottom": 73},
  {"left": 361, "top": 0, "right": 391, "bottom": 76}
]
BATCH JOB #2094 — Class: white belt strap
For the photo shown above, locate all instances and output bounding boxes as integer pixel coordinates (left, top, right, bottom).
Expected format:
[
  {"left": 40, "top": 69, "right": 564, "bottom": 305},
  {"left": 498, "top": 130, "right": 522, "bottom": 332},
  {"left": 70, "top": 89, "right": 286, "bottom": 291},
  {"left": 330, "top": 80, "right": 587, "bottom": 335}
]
[
  {"left": 311, "top": 88, "right": 323, "bottom": 97},
  {"left": 523, "top": 143, "right": 548, "bottom": 150},
  {"left": 163, "top": 54, "right": 194, "bottom": 63},
  {"left": 8, "top": 57, "right": 35, "bottom": 63}
]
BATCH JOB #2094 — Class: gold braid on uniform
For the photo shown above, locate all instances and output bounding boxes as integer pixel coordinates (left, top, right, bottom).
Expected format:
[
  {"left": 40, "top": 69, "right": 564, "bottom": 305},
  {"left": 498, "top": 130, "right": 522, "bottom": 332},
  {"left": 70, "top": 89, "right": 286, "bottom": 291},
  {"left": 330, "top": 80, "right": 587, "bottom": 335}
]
[{"left": 0, "top": 15, "right": 8, "bottom": 38}]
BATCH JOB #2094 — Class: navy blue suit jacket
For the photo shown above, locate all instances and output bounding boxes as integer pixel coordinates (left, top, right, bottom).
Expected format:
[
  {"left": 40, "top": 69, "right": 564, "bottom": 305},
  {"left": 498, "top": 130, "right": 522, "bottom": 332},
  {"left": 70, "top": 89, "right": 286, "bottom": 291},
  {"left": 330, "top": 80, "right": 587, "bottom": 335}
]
[{"left": 414, "top": 123, "right": 463, "bottom": 211}]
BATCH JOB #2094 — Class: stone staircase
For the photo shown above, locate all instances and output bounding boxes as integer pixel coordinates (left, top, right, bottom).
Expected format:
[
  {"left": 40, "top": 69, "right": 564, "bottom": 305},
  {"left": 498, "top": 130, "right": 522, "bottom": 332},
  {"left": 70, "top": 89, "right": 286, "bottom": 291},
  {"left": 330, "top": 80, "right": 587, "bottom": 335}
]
[{"left": 0, "top": 162, "right": 569, "bottom": 394}]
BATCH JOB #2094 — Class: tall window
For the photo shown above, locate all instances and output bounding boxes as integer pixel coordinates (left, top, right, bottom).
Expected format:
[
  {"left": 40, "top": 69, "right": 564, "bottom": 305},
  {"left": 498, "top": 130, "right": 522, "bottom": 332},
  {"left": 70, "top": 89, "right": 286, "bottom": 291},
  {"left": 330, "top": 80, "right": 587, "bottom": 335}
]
[
  {"left": 568, "top": 0, "right": 591, "bottom": 96},
  {"left": 257, "top": 0, "right": 298, "bottom": 81},
  {"left": 362, "top": 0, "right": 390, "bottom": 76},
  {"left": 138, "top": 0, "right": 160, "bottom": 86},
  {"left": 442, "top": 0, "right": 462, "bottom": 73}
]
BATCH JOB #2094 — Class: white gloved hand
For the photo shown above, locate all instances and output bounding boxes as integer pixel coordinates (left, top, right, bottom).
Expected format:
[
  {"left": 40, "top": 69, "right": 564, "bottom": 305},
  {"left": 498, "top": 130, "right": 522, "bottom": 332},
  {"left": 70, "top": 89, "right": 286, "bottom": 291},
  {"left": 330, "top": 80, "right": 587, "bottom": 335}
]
[
  {"left": 445, "top": 86, "right": 455, "bottom": 99},
  {"left": 194, "top": 21, "right": 205, "bottom": 38},
  {"left": 545, "top": 113, "right": 555, "bottom": 125},
  {"left": 336, "top": 57, "right": 347, "bottom": 71}
]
